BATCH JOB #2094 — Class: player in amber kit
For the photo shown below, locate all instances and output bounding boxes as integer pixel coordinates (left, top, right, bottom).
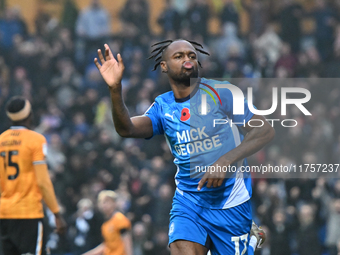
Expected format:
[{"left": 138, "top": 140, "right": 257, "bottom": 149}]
[
  {"left": 0, "top": 96, "right": 67, "bottom": 255},
  {"left": 83, "top": 190, "right": 132, "bottom": 255}
]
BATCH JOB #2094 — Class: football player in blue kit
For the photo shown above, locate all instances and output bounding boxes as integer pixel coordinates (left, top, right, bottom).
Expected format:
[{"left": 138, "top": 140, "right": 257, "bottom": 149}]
[{"left": 94, "top": 39, "right": 274, "bottom": 255}]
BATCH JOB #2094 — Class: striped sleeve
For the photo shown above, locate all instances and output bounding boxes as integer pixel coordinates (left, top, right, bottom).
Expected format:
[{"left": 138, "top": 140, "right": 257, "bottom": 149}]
[
  {"left": 33, "top": 160, "right": 46, "bottom": 165},
  {"left": 143, "top": 101, "right": 164, "bottom": 138}
]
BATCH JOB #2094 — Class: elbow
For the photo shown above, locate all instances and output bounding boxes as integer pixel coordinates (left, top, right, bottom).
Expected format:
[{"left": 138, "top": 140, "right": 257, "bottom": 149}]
[
  {"left": 117, "top": 129, "right": 133, "bottom": 138},
  {"left": 37, "top": 183, "right": 46, "bottom": 194},
  {"left": 36, "top": 179, "right": 51, "bottom": 195},
  {"left": 266, "top": 126, "right": 276, "bottom": 143}
]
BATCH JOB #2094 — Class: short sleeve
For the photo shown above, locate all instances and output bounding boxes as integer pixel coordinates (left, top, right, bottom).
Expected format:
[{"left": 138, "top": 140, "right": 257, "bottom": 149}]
[
  {"left": 143, "top": 101, "right": 164, "bottom": 138},
  {"left": 32, "top": 134, "right": 47, "bottom": 165},
  {"left": 220, "top": 85, "right": 255, "bottom": 127},
  {"left": 117, "top": 213, "right": 131, "bottom": 231}
]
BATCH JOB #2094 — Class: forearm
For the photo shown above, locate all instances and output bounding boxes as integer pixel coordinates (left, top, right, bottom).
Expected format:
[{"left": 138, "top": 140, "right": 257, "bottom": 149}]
[
  {"left": 109, "top": 87, "right": 135, "bottom": 137},
  {"left": 220, "top": 124, "right": 275, "bottom": 166},
  {"left": 83, "top": 243, "right": 105, "bottom": 255},
  {"left": 198, "top": 117, "right": 275, "bottom": 190},
  {"left": 34, "top": 164, "right": 60, "bottom": 213},
  {"left": 41, "top": 183, "right": 60, "bottom": 214},
  {"left": 109, "top": 87, "right": 153, "bottom": 138}
]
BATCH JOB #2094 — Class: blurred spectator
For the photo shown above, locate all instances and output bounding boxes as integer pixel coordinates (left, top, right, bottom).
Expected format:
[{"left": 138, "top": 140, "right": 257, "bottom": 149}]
[
  {"left": 132, "top": 222, "right": 148, "bottom": 255},
  {"left": 213, "top": 22, "right": 245, "bottom": 65},
  {"left": 269, "top": 210, "right": 292, "bottom": 255},
  {"left": 76, "top": 0, "right": 110, "bottom": 40},
  {"left": 313, "top": 0, "right": 337, "bottom": 60},
  {"left": 0, "top": 7, "right": 26, "bottom": 61},
  {"left": 296, "top": 204, "right": 322, "bottom": 255},
  {"left": 153, "top": 184, "right": 173, "bottom": 226},
  {"left": 325, "top": 199, "right": 340, "bottom": 255},
  {"left": 120, "top": 0, "right": 150, "bottom": 41},
  {"left": 278, "top": 0, "right": 303, "bottom": 53},
  {"left": 149, "top": 230, "right": 170, "bottom": 255},
  {"left": 70, "top": 198, "right": 103, "bottom": 253},
  {"left": 171, "top": 0, "right": 190, "bottom": 15},
  {"left": 61, "top": 0, "right": 78, "bottom": 34},
  {"left": 274, "top": 43, "right": 297, "bottom": 77},
  {"left": 158, "top": 0, "right": 181, "bottom": 37},
  {"left": 75, "top": 0, "right": 110, "bottom": 67},
  {"left": 253, "top": 24, "right": 283, "bottom": 66},
  {"left": 240, "top": 0, "right": 275, "bottom": 37},
  {"left": 186, "top": 0, "right": 209, "bottom": 39},
  {"left": 50, "top": 58, "right": 82, "bottom": 109},
  {"left": 220, "top": 0, "right": 239, "bottom": 28},
  {"left": 46, "top": 133, "right": 66, "bottom": 172},
  {"left": 9, "top": 66, "right": 31, "bottom": 98}
]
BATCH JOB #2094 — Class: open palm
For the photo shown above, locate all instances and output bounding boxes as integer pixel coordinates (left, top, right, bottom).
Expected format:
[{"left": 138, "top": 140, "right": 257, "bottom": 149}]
[{"left": 94, "top": 44, "right": 125, "bottom": 90}]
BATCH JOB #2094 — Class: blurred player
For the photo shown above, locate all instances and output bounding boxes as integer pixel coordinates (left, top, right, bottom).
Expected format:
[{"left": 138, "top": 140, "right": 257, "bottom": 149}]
[
  {"left": 82, "top": 190, "right": 132, "bottom": 255},
  {"left": 94, "top": 40, "right": 274, "bottom": 255},
  {"left": 0, "top": 96, "right": 66, "bottom": 255}
]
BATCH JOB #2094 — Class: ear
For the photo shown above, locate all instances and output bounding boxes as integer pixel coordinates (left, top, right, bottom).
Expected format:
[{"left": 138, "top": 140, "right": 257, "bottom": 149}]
[{"left": 160, "top": 61, "right": 168, "bottom": 73}]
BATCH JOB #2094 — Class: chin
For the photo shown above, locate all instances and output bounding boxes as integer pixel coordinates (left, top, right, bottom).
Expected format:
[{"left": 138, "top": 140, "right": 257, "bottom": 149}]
[{"left": 170, "top": 69, "right": 199, "bottom": 84}]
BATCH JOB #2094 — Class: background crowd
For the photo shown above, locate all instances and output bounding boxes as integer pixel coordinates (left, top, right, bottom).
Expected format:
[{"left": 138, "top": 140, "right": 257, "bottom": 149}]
[{"left": 0, "top": 0, "right": 340, "bottom": 254}]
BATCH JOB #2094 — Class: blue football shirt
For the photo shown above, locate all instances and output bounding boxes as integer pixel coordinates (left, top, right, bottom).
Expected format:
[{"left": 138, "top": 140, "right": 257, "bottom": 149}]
[{"left": 144, "top": 78, "right": 254, "bottom": 209}]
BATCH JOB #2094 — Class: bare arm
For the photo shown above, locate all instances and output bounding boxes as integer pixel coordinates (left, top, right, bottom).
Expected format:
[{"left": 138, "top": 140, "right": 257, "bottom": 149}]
[
  {"left": 82, "top": 243, "right": 105, "bottom": 255},
  {"left": 198, "top": 115, "right": 275, "bottom": 190},
  {"left": 219, "top": 114, "right": 275, "bottom": 165},
  {"left": 109, "top": 89, "right": 153, "bottom": 138},
  {"left": 34, "top": 164, "right": 67, "bottom": 234},
  {"left": 95, "top": 44, "right": 153, "bottom": 138},
  {"left": 122, "top": 231, "right": 133, "bottom": 255}
]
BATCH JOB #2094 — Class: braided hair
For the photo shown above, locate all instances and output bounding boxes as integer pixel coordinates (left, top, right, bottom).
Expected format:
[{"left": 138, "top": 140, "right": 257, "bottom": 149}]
[{"left": 148, "top": 39, "right": 210, "bottom": 71}]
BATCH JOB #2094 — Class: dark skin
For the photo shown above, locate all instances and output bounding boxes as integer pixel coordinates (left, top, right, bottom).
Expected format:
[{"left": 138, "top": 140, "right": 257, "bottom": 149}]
[
  {"left": 159, "top": 41, "right": 199, "bottom": 97},
  {"left": 95, "top": 41, "right": 275, "bottom": 255},
  {"left": 11, "top": 112, "right": 33, "bottom": 129}
]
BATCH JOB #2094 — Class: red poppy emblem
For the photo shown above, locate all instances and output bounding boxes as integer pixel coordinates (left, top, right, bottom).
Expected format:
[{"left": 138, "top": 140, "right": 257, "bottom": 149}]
[{"left": 180, "top": 108, "right": 190, "bottom": 121}]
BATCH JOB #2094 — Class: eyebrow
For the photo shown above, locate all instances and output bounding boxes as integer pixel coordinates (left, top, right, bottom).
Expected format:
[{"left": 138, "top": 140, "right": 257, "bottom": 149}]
[{"left": 171, "top": 51, "right": 197, "bottom": 57}]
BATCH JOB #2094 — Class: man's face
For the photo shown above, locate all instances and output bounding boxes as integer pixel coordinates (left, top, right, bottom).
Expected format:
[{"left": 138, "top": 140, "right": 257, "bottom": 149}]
[
  {"left": 98, "top": 196, "right": 116, "bottom": 215},
  {"left": 161, "top": 41, "right": 199, "bottom": 85}
]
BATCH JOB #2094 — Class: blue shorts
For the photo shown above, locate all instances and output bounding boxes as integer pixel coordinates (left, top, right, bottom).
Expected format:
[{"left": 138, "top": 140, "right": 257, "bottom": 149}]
[{"left": 168, "top": 191, "right": 252, "bottom": 255}]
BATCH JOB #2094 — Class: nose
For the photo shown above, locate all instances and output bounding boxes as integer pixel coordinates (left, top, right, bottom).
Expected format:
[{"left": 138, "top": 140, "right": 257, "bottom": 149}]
[{"left": 183, "top": 55, "right": 191, "bottom": 62}]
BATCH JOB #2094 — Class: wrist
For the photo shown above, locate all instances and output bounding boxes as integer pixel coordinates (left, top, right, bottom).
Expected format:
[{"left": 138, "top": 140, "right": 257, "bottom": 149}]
[
  {"left": 220, "top": 157, "right": 233, "bottom": 167},
  {"left": 54, "top": 212, "right": 61, "bottom": 218},
  {"left": 108, "top": 84, "right": 122, "bottom": 94}
]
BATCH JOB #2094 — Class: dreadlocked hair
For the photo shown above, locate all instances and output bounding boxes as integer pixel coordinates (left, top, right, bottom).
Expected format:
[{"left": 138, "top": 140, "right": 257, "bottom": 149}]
[{"left": 148, "top": 39, "right": 210, "bottom": 71}]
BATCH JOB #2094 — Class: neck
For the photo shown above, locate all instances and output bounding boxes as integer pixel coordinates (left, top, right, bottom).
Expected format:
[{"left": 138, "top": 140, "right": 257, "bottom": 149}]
[
  {"left": 169, "top": 78, "right": 199, "bottom": 99},
  {"left": 105, "top": 209, "right": 116, "bottom": 219},
  {"left": 12, "top": 121, "right": 30, "bottom": 129}
]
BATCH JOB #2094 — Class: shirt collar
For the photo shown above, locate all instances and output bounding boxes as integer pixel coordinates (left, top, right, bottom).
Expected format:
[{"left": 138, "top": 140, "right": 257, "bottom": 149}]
[{"left": 10, "top": 126, "right": 28, "bottom": 130}]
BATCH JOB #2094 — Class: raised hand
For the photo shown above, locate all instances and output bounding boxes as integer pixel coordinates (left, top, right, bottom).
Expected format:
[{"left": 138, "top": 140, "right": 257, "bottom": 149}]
[{"left": 94, "top": 44, "right": 125, "bottom": 91}]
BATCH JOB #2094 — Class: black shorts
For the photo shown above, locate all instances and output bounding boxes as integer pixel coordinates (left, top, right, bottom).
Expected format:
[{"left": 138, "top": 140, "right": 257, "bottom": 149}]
[{"left": 0, "top": 218, "right": 47, "bottom": 255}]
